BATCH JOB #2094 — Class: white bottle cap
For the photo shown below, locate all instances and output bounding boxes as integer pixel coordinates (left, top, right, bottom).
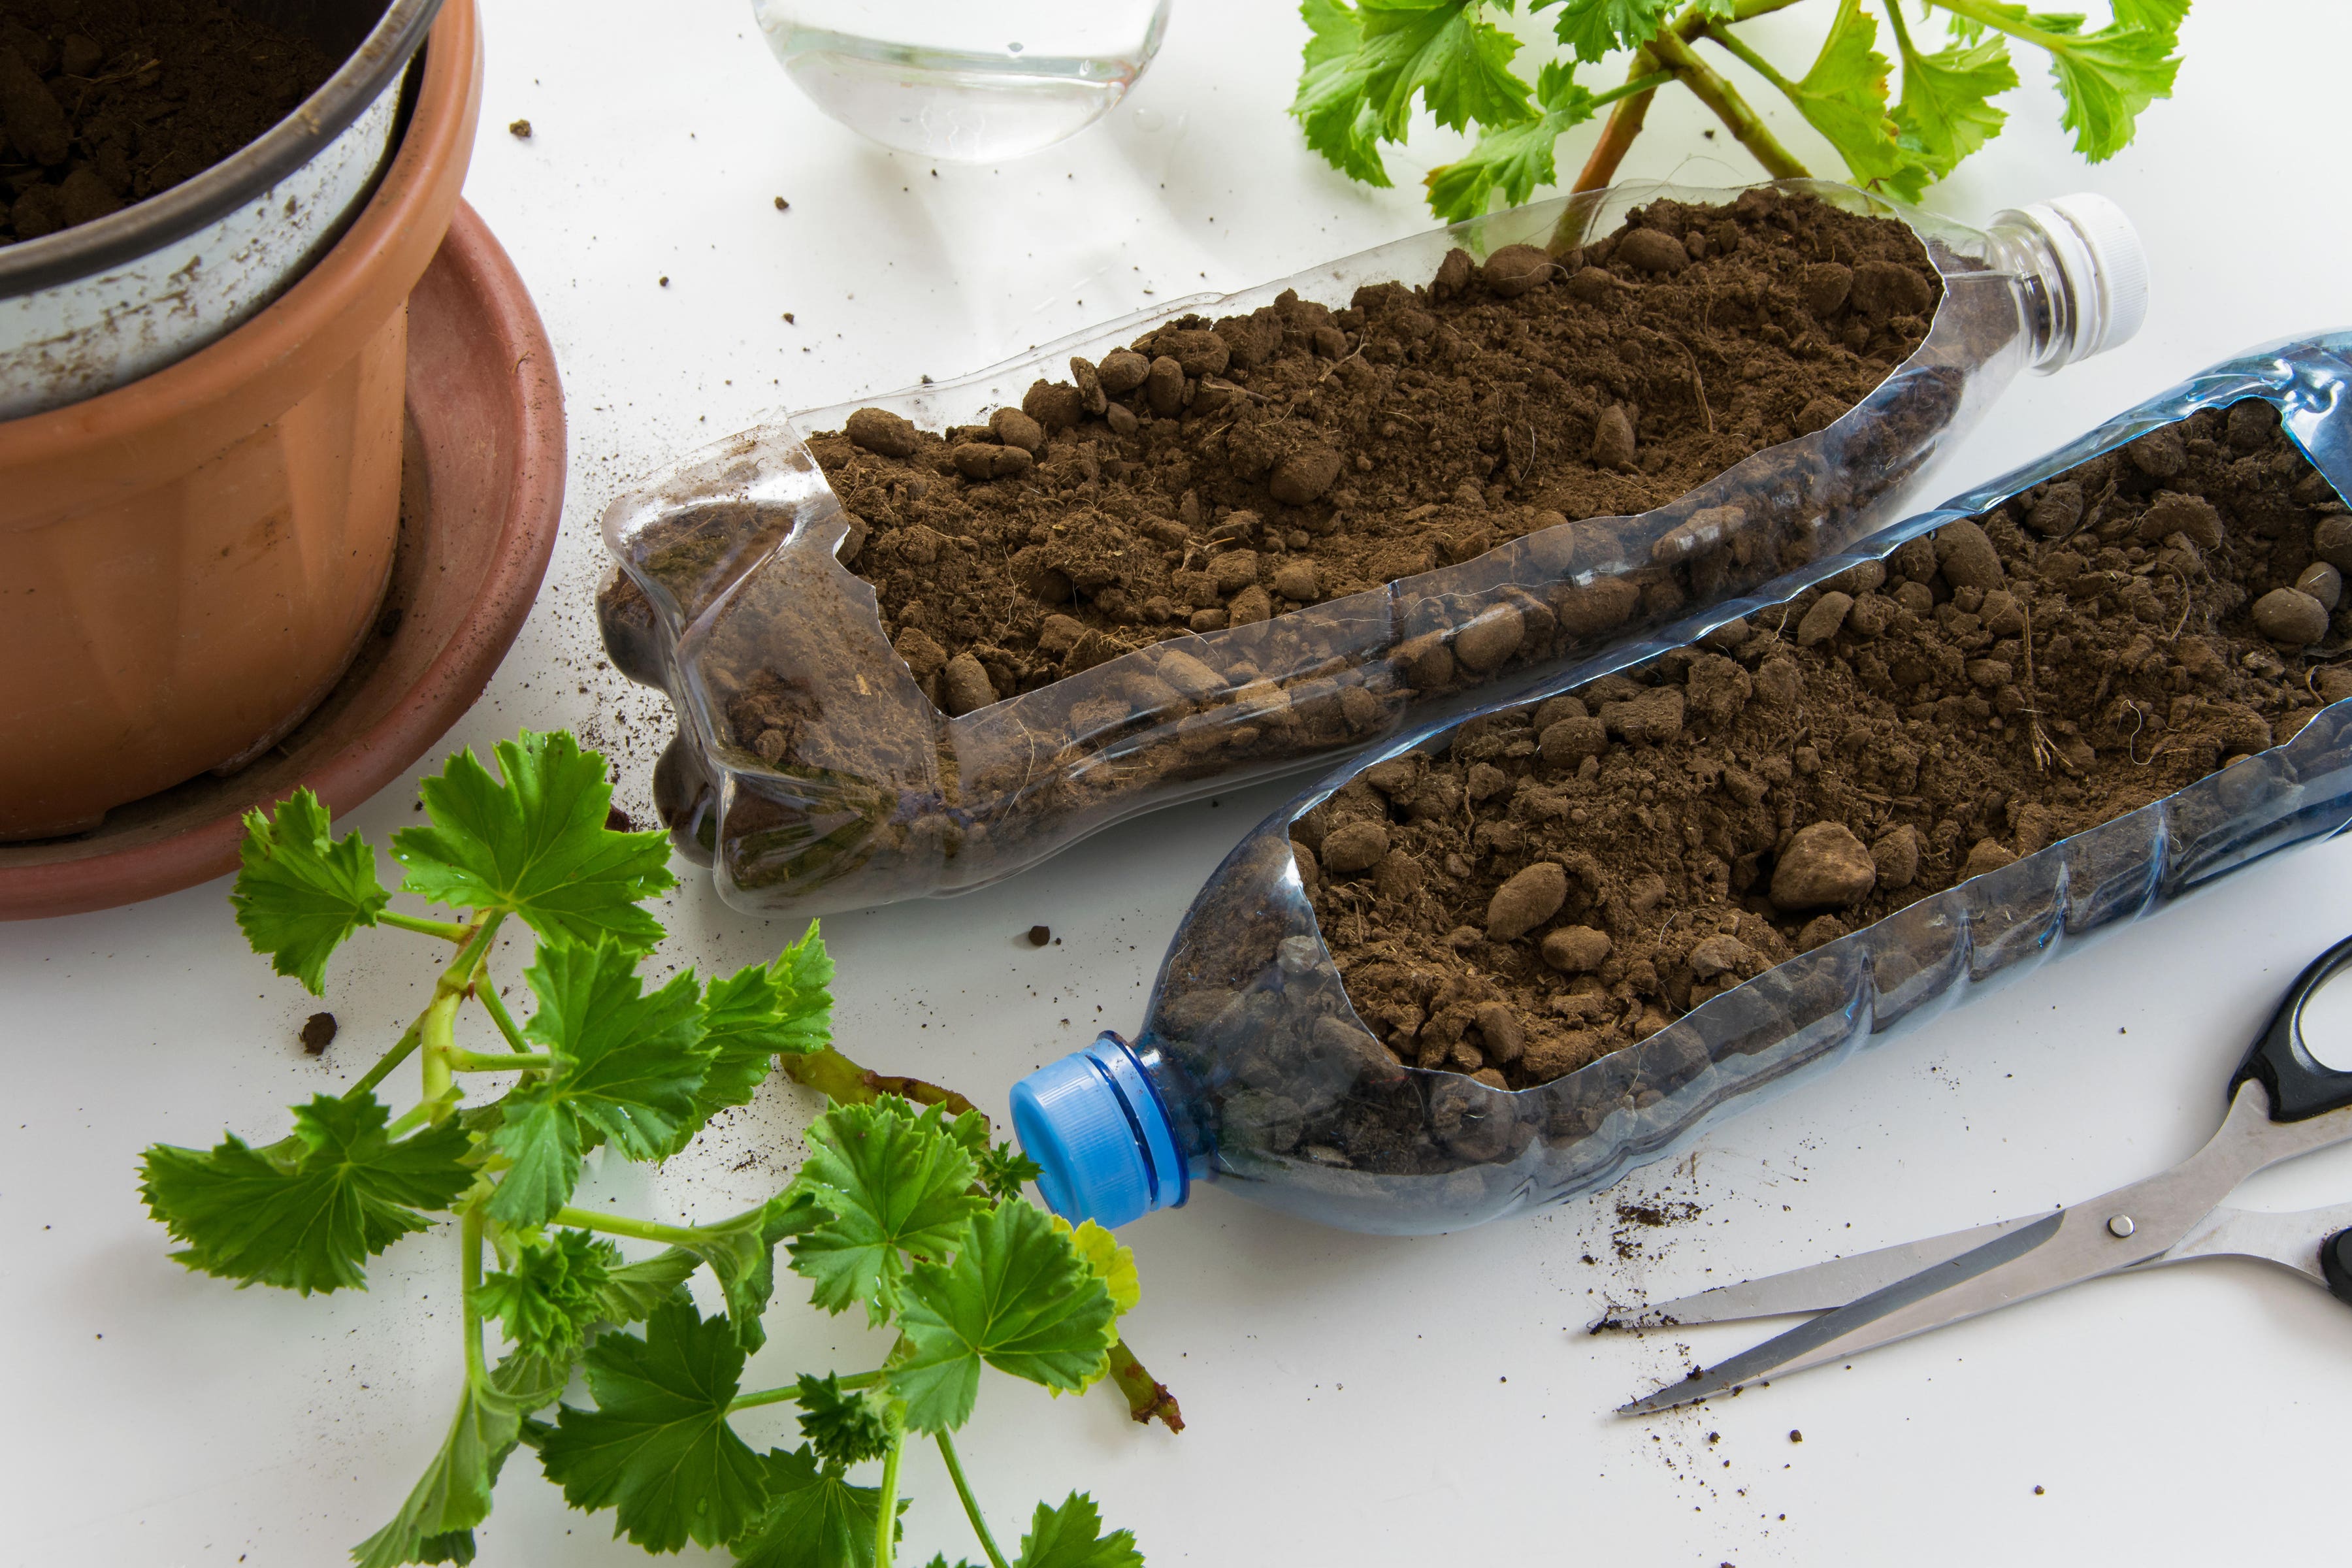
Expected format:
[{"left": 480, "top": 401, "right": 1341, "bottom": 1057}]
[{"left": 1995, "top": 192, "right": 2150, "bottom": 367}]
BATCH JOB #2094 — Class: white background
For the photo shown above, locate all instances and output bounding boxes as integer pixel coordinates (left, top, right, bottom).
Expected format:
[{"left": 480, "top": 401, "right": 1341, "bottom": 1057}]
[{"left": 7, "top": 3, "right": 2352, "bottom": 1565}]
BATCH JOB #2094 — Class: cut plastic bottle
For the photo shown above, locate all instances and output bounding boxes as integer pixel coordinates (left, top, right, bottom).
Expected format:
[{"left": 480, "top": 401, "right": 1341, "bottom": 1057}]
[
  {"left": 600, "top": 180, "right": 2147, "bottom": 918},
  {"left": 1012, "top": 334, "right": 2352, "bottom": 1235}
]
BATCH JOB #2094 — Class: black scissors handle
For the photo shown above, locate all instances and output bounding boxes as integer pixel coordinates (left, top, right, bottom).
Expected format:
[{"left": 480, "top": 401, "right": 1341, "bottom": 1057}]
[
  {"left": 2232, "top": 934, "right": 2352, "bottom": 1124},
  {"left": 2327, "top": 1231, "right": 2352, "bottom": 1307}
]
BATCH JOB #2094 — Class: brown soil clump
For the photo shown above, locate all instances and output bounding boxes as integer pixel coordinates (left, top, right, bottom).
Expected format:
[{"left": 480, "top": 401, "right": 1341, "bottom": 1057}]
[
  {"left": 1307, "top": 400, "right": 2351, "bottom": 1090},
  {"left": 808, "top": 192, "right": 1938, "bottom": 715},
  {"left": 1, "top": 0, "right": 338, "bottom": 246}
]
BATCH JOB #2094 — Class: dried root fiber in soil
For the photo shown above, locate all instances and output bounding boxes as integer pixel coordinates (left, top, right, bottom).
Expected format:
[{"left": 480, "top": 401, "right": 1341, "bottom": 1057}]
[
  {"left": 811, "top": 190, "right": 1938, "bottom": 717},
  {"left": 1307, "top": 400, "right": 2352, "bottom": 1093},
  {"left": 1, "top": 0, "right": 337, "bottom": 244}
]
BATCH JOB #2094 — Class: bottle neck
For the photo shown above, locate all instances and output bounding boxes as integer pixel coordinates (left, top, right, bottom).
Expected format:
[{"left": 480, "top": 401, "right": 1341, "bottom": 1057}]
[
  {"left": 1010, "top": 1031, "right": 1201, "bottom": 1228},
  {"left": 1983, "top": 198, "right": 2146, "bottom": 374}
]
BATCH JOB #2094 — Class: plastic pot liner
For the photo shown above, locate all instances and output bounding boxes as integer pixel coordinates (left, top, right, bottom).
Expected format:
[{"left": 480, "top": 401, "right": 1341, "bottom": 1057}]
[
  {"left": 1124, "top": 333, "right": 2352, "bottom": 1235},
  {"left": 600, "top": 179, "right": 2110, "bottom": 915}
]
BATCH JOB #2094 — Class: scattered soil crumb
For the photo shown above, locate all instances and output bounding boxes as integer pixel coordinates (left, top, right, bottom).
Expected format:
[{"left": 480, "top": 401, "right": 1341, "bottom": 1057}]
[
  {"left": 1026, "top": 924, "right": 1052, "bottom": 947},
  {"left": 301, "top": 1011, "right": 337, "bottom": 1055}
]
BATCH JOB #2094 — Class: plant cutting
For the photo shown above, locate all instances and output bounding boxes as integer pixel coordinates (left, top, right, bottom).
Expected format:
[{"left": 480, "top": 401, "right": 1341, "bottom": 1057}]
[
  {"left": 1292, "top": 0, "right": 2189, "bottom": 221},
  {"left": 136, "top": 730, "right": 1170, "bottom": 1566}
]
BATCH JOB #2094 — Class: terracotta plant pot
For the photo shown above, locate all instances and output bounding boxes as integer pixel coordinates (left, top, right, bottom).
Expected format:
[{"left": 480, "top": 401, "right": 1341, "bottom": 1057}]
[{"left": 0, "top": 0, "right": 483, "bottom": 841}]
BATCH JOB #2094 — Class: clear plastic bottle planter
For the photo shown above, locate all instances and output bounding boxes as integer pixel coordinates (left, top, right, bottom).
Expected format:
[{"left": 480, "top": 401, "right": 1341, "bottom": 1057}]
[
  {"left": 600, "top": 181, "right": 2145, "bottom": 916},
  {"left": 1010, "top": 335, "right": 2352, "bottom": 1237}
]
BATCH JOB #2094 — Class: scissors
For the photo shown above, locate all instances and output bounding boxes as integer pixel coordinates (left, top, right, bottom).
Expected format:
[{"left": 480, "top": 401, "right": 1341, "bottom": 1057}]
[{"left": 1617, "top": 934, "right": 2352, "bottom": 1415}]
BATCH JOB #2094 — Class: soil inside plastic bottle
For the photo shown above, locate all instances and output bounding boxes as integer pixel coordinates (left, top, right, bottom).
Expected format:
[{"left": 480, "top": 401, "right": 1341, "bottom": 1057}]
[
  {"left": 1, "top": 0, "right": 339, "bottom": 246},
  {"left": 1303, "top": 401, "right": 2352, "bottom": 1092},
  {"left": 801, "top": 190, "right": 1938, "bottom": 717}
]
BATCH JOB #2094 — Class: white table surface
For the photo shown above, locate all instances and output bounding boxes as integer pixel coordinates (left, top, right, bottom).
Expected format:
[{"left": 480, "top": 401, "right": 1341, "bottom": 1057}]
[{"left": 8, "top": 3, "right": 2352, "bottom": 1564}]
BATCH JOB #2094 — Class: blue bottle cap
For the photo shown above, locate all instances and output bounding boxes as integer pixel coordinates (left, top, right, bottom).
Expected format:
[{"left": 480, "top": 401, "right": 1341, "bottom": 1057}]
[{"left": 1009, "top": 1032, "right": 1186, "bottom": 1230}]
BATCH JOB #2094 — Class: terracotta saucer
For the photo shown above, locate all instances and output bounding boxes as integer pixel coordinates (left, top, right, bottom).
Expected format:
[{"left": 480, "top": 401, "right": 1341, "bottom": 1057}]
[{"left": 0, "top": 202, "right": 565, "bottom": 921}]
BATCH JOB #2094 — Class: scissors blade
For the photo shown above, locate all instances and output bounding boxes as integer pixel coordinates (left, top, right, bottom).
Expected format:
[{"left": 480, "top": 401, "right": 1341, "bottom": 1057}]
[
  {"left": 1618, "top": 1111, "right": 2271, "bottom": 1414},
  {"left": 1624, "top": 1215, "right": 2047, "bottom": 1327}
]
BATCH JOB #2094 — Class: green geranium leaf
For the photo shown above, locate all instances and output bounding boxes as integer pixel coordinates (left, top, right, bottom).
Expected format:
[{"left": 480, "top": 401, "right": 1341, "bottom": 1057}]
[
  {"left": 1292, "top": 0, "right": 1536, "bottom": 188},
  {"left": 595, "top": 1249, "right": 702, "bottom": 1327},
  {"left": 140, "top": 1093, "right": 472, "bottom": 1296},
  {"left": 350, "top": 1377, "right": 526, "bottom": 1568},
  {"left": 1532, "top": 0, "right": 1695, "bottom": 63},
  {"left": 229, "top": 788, "right": 389, "bottom": 994},
  {"left": 1960, "top": 1, "right": 2184, "bottom": 163},
  {"left": 479, "top": 1229, "right": 621, "bottom": 1360},
  {"left": 1773, "top": 0, "right": 1935, "bottom": 201},
  {"left": 789, "top": 1100, "right": 987, "bottom": 1324},
  {"left": 1891, "top": 22, "right": 2016, "bottom": 181},
  {"left": 538, "top": 1298, "right": 770, "bottom": 1554},
  {"left": 1014, "top": 1492, "right": 1145, "bottom": 1568},
  {"left": 1426, "top": 59, "right": 1598, "bottom": 220},
  {"left": 486, "top": 940, "right": 711, "bottom": 1228},
  {"left": 391, "top": 731, "right": 676, "bottom": 950},
  {"left": 890, "top": 1201, "right": 1118, "bottom": 1433},
  {"left": 793, "top": 1374, "right": 895, "bottom": 1469},
  {"left": 668, "top": 1192, "right": 823, "bottom": 1353},
  {"left": 691, "top": 923, "right": 834, "bottom": 1131},
  {"left": 974, "top": 1140, "right": 1045, "bottom": 1204},
  {"left": 732, "top": 1446, "right": 893, "bottom": 1568}
]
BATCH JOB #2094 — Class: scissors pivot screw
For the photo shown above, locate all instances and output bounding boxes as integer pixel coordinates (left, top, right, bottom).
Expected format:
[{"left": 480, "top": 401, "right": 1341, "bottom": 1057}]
[{"left": 2107, "top": 1215, "right": 2137, "bottom": 1238}]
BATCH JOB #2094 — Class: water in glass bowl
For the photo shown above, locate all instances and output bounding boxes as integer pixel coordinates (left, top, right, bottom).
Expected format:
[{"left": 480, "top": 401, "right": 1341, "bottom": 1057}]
[{"left": 752, "top": 0, "right": 1172, "bottom": 161}]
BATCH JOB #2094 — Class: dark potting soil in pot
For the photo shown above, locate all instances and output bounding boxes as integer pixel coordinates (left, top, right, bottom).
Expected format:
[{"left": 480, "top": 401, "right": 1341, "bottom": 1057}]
[
  {"left": 1301, "top": 400, "right": 2352, "bottom": 1092},
  {"left": 806, "top": 191, "right": 1940, "bottom": 719},
  {"left": 1, "top": 0, "right": 339, "bottom": 244}
]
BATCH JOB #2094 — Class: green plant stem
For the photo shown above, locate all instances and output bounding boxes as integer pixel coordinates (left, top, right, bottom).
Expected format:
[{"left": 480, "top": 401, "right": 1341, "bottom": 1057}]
[
  {"left": 1883, "top": 0, "right": 1925, "bottom": 64},
  {"left": 418, "top": 992, "right": 461, "bottom": 1105},
  {"left": 378, "top": 909, "right": 474, "bottom": 943},
  {"left": 874, "top": 1409, "right": 907, "bottom": 1568},
  {"left": 1105, "top": 1345, "right": 1186, "bottom": 1433},
  {"left": 417, "top": 915, "right": 507, "bottom": 1107},
  {"left": 727, "top": 1368, "right": 887, "bottom": 1414},
  {"left": 1568, "top": 0, "right": 1810, "bottom": 198},
  {"left": 446, "top": 1050, "right": 553, "bottom": 1073},
  {"left": 383, "top": 1096, "right": 448, "bottom": 1139},
  {"left": 1699, "top": 18, "right": 1802, "bottom": 97},
  {"left": 1652, "top": 26, "right": 1809, "bottom": 179},
  {"left": 460, "top": 1201, "right": 487, "bottom": 1382},
  {"left": 344, "top": 1015, "right": 426, "bottom": 1102},
  {"left": 550, "top": 1206, "right": 708, "bottom": 1249},
  {"left": 1572, "top": 57, "right": 1659, "bottom": 196},
  {"left": 473, "top": 971, "right": 531, "bottom": 1054},
  {"left": 934, "top": 1431, "right": 1012, "bottom": 1568},
  {"left": 781, "top": 1045, "right": 981, "bottom": 1119},
  {"left": 1933, "top": 0, "right": 2076, "bottom": 52},
  {"left": 345, "top": 916, "right": 502, "bottom": 1104}
]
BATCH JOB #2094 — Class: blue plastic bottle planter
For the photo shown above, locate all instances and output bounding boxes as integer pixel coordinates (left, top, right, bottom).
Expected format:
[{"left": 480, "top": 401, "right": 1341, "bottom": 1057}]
[{"left": 1015, "top": 335, "right": 2352, "bottom": 1236}]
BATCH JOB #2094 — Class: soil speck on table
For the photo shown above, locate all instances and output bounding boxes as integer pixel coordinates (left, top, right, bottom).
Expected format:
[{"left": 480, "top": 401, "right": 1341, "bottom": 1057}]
[
  {"left": 1026, "top": 924, "right": 1052, "bottom": 947},
  {"left": 301, "top": 1013, "right": 337, "bottom": 1055},
  {"left": 508, "top": 118, "right": 531, "bottom": 138}
]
